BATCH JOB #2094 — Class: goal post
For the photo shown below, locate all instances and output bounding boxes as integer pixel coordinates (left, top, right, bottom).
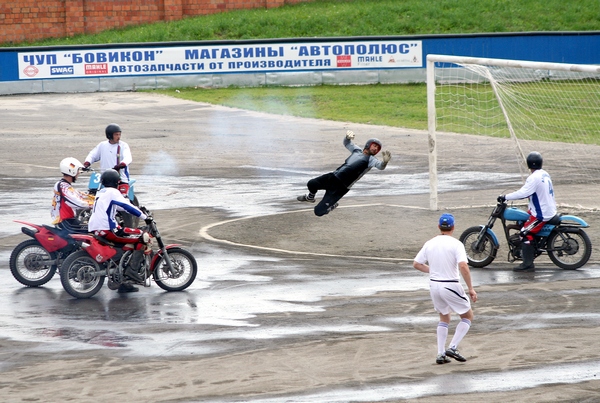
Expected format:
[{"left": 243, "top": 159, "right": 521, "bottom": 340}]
[{"left": 426, "top": 54, "right": 600, "bottom": 211}]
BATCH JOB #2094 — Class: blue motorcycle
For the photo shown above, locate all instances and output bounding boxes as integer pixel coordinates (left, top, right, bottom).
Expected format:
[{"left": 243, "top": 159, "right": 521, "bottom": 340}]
[{"left": 460, "top": 200, "right": 592, "bottom": 270}]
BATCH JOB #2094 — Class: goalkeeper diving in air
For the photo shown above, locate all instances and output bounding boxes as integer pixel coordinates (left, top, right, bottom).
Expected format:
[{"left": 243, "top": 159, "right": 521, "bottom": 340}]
[{"left": 297, "top": 130, "right": 391, "bottom": 216}]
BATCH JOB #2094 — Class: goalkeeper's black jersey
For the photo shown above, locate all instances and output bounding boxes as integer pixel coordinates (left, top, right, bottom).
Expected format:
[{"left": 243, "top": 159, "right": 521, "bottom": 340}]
[{"left": 333, "top": 137, "right": 386, "bottom": 189}]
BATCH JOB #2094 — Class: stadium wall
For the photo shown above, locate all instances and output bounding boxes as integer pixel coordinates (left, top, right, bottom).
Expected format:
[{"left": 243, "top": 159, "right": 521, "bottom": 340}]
[
  {"left": 0, "top": 0, "right": 311, "bottom": 44},
  {"left": 2, "top": 32, "right": 600, "bottom": 95}
]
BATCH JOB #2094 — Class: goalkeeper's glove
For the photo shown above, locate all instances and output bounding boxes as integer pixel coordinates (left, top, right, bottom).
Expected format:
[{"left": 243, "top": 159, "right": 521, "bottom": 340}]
[{"left": 382, "top": 150, "right": 392, "bottom": 164}]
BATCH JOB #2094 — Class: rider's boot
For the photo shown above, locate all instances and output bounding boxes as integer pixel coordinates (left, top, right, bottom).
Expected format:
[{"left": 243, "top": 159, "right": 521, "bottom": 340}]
[
  {"left": 124, "top": 249, "right": 145, "bottom": 282},
  {"left": 514, "top": 242, "right": 535, "bottom": 272},
  {"left": 117, "top": 283, "right": 139, "bottom": 293}
]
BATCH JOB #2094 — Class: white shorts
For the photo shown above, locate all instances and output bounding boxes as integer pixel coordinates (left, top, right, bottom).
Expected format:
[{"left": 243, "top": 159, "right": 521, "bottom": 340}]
[{"left": 429, "top": 280, "right": 471, "bottom": 315}]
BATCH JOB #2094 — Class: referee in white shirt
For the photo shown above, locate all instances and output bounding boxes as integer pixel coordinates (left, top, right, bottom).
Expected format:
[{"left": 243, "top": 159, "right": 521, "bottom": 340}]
[{"left": 413, "top": 213, "right": 478, "bottom": 364}]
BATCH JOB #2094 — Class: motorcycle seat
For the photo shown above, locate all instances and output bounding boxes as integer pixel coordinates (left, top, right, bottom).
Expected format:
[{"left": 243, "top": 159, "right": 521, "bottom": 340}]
[
  {"left": 546, "top": 214, "right": 561, "bottom": 225},
  {"left": 92, "top": 234, "right": 136, "bottom": 248},
  {"left": 58, "top": 219, "right": 89, "bottom": 234}
]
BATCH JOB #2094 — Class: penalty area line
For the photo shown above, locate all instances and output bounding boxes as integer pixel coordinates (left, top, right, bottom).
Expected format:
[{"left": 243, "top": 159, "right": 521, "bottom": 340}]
[{"left": 199, "top": 203, "right": 416, "bottom": 262}]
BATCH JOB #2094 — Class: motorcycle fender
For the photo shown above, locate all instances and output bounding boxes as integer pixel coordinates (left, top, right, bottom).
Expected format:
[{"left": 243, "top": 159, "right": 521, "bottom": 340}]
[
  {"left": 16, "top": 221, "right": 69, "bottom": 252},
  {"left": 559, "top": 215, "right": 589, "bottom": 228},
  {"left": 150, "top": 244, "right": 182, "bottom": 268},
  {"left": 478, "top": 225, "right": 500, "bottom": 247}
]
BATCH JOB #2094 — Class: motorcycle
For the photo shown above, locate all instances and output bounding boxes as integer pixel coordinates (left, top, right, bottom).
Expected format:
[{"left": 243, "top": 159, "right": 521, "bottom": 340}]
[
  {"left": 9, "top": 219, "right": 89, "bottom": 287},
  {"left": 460, "top": 200, "right": 592, "bottom": 270},
  {"left": 77, "top": 169, "right": 140, "bottom": 228},
  {"left": 59, "top": 207, "right": 198, "bottom": 299}
]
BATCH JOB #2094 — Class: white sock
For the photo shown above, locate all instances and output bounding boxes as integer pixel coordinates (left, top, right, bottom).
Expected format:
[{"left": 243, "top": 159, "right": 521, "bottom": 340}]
[
  {"left": 437, "top": 322, "right": 449, "bottom": 355},
  {"left": 449, "top": 318, "right": 471, "bottom": 349}
]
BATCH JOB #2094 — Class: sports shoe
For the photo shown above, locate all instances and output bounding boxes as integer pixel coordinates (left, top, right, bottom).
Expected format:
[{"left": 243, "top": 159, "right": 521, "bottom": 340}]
[
  {"left": 117, "top": 284, "right": 139, "bottom": 293},
  {"left": 445, "top": 348, "right": 467, "bottom": 362},
  {"left": 297, "top": 194, "right": 315, "bottom": 203},
  {"left": 436, "top": 354, "right": 451, "bottom": 364}
]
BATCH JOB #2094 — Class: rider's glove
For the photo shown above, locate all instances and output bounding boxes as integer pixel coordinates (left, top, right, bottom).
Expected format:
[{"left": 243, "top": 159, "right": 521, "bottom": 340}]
[
  {"left": 345, "top": 130, "right": 355, "bottom": 140},
  {"left": 113, "top": 162, "right": 127, "bottom": 171},
  {"left": 82, "top": 161, "right": 91, "bottom": 171},
  {"left": 382, "top": 150, "right": 392, "bottom": 164},
  {"left": 144, "top": 217, "right": 153, "bottom": 225},
  {"left": 497, "top": 195, "right": 506, "bottom": 203}
]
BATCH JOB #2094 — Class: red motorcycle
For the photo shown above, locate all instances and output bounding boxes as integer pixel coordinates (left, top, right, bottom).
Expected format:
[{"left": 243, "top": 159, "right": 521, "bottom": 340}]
[
  {"left": 59, "top": 208, "right": 197, "bottom": 299},
  {"left": 9, "top": 220, "right": 88, "bottom": 287}
]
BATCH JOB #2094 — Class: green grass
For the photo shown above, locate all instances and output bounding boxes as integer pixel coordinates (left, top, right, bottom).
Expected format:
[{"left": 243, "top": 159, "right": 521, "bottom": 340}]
[
  {"left": 10, "top": 0, "right": 600, "bottom": 47},
  {"left": 154, "top": 84, "right": 429, "bottom": 129},
  {"left": 6, "top": 0, "right": 600, "bottom": 142}
]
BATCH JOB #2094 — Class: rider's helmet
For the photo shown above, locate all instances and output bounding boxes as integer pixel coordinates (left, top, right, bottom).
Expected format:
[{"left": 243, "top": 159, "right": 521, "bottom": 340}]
[
  {"left": 60, "top": 157, "right": 84, "bottom": 178},
  {"left": 364, "top": 138, "right": 382, "bottom": 153},
  {"left": 526, "top": 151, "right": 543, "bottom": 170},
  {"left": 100, "top": 169, "right": 121, "bottom": 189},
  {"left": 105, "top": 123, "right": 122, "bottom": 140}
]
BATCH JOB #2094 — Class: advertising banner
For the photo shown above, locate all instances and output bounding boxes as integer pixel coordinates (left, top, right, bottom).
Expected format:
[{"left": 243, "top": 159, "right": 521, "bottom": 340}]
[{"left": 17, "top": 40, "right": 422, "bottom": 80}]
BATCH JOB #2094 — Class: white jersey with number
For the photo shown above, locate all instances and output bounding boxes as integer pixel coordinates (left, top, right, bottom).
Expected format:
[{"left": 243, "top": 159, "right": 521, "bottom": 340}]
[
  {"left": 505, "top": 168, "right": 556, "bottom": 221},
  {"left": 414, "top": 235, "right": 468, "bottom": 281}
]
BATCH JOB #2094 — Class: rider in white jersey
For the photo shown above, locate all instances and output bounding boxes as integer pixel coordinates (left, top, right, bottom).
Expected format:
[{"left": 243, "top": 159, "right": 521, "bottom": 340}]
[
  {"left": 83, "top": 123, "right": 133, "bottom": 195},
  {"left": 498, "top": 151, "right": 557, "bottom": 272},
  {"left": 88, "top": 169, "right": 147, "bottom": 293}
]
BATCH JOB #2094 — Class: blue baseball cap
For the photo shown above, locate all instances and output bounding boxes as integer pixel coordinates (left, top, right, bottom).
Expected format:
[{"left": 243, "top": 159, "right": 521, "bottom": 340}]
[{"left": 439, "top": 213, "right": 455, "bottom": 229}]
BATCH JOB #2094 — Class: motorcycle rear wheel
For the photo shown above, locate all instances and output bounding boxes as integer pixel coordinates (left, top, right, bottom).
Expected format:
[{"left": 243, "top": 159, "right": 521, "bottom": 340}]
[
  {"left": 9, "top": 239, "right": 57, "bottom": 287},
  {"left": 460, "top": 226, "right": 497, "bottom": 268},
  {"left": 547, "top": 229, "right": 592, "bottom": 270},
  {"left": 60, "top": 250, "right": 106, "bottom": 298},
  {"left": 153, "top": 247, "right": 198, "bottom": 292}
]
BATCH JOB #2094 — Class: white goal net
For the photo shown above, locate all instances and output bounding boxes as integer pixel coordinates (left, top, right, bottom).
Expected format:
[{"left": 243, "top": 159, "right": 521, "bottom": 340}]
[{"left": 426, "top": 55, "right": 600, "bottom": 210}]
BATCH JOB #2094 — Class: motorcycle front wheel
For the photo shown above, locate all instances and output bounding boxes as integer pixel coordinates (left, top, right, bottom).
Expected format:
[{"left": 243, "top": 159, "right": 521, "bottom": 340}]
[
  {"left": 460, "top": 226, "right": 497, "bottom": 268},
  {"left": 153, "top": 247, "right": 198, "bottom": 292},
  {"left": 547, "top": 229, "right": 592, "bottom": 270},
  {"left": 9, "top": 239, "right": 57, "bottom": 287},
  {"left": 60, "top": 250, "right": 106, "bottom": 298}
]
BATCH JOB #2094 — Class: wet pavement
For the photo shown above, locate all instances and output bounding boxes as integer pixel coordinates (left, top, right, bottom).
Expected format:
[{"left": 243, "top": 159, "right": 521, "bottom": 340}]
[
  {"left": 1, "top": 233, "right": 600, "bottom": 401},
  {"left": 1, "top": 93, "right": 599, "bottom": 401},
  {"left": 2, "top": 170, "right": 600, "bottom": 400}
]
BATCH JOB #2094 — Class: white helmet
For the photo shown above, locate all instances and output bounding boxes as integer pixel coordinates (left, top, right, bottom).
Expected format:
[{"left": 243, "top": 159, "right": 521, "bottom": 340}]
[{"left": 60, "top": 157, "right": 84, "bottom": 177}]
